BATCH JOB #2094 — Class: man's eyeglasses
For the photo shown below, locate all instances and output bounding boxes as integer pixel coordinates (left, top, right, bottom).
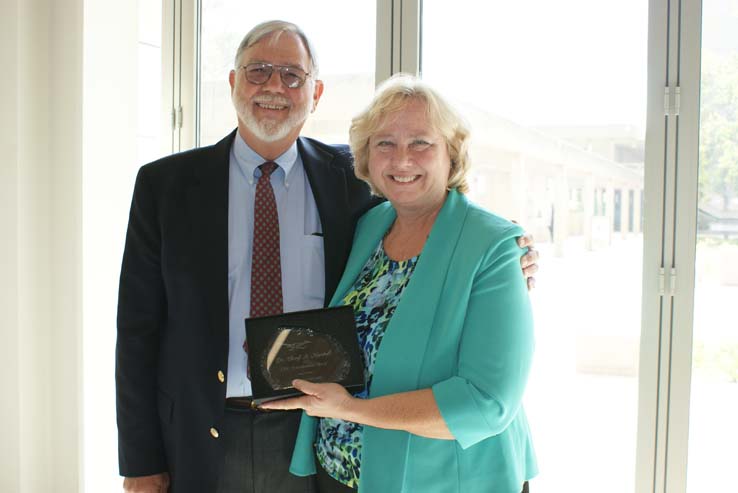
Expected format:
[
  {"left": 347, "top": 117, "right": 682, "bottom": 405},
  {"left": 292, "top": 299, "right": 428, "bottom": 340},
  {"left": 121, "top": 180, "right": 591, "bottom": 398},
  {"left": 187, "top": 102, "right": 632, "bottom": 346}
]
[{"left": 241, "top": 62, "right": 311, "bottom": 89}]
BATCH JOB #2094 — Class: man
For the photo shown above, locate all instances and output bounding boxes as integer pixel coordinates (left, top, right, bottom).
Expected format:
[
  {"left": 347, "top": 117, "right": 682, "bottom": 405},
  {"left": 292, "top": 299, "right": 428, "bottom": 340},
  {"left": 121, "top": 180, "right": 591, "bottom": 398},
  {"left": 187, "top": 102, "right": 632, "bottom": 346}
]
[{"left": 117, "top": 20, "right": 538, "bottom": 493}]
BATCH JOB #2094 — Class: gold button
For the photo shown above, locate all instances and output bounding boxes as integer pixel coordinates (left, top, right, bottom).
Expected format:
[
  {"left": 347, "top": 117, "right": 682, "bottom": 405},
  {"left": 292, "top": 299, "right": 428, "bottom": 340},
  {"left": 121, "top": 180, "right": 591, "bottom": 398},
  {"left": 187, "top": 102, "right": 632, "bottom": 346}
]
[
  {"left": 210, "top": 427, "right": 219, "bottom": 439},
  {"left": 217, "top": 371, "right": 225, "bottom": 383}
]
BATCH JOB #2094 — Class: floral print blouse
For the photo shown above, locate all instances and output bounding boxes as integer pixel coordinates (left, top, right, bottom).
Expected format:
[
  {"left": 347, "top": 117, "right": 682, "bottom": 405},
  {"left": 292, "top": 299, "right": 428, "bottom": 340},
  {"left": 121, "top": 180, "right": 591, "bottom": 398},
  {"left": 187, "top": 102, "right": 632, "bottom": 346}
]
[{"left": 315, "top": 241, "right": 419, "bottom": 488}]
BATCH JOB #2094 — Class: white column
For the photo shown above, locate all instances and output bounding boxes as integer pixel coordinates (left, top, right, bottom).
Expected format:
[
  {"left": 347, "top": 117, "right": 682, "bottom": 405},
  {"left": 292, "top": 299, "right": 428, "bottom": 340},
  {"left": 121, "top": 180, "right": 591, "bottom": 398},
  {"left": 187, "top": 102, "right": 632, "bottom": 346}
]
[
  {"left": 554, "top": 167, "right": 568, "bottom": 257},
  {"left": 634, "top": 188, "right": 643, "bottom": 234},
  {"left": 511, "top": 153, "right": 528, "bottom": 224},
  {"left": 620, "top": 187, "right": 630, "bottom": 239},
  {"left": 605, "top": 185, "right": 614, "bottom": 247},
  {"left": 583, "top": 175, "right": 595, "bottom": 251}
]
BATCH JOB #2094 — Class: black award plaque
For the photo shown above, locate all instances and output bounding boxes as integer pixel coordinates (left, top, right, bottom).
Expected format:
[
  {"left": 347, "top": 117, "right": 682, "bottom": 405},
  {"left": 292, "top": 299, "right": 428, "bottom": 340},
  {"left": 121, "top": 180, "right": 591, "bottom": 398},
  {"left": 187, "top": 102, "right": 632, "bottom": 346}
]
[{"left": 245, "top": 306, "right": 365, "bottom": 404}]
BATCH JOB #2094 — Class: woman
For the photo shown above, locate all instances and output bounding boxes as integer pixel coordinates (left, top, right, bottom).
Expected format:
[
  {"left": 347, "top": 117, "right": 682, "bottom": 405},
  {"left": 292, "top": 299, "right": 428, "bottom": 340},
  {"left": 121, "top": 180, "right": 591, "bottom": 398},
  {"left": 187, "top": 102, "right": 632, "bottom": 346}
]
[{"left": 262, "top": 74, "right": 537, "bottom": 493}]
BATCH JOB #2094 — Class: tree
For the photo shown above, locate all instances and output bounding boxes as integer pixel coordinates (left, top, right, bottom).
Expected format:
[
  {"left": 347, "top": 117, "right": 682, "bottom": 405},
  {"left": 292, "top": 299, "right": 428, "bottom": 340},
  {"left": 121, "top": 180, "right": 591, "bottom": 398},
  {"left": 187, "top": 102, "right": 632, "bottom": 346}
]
[{"left": 699, "top": 52, "right": 738, "bottom": 211}]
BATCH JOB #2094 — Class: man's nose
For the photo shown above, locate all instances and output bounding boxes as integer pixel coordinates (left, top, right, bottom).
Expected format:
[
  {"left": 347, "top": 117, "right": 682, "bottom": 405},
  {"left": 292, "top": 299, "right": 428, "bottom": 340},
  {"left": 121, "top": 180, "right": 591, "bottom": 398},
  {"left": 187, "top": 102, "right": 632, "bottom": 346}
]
[{"left": 263, "top": 69, "right": 285, "bottom": 92}]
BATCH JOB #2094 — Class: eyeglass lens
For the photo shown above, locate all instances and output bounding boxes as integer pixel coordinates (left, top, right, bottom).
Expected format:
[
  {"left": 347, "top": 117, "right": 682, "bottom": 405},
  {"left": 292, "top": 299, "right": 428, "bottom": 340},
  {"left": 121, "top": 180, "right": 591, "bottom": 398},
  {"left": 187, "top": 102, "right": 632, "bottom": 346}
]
[{"left": 244, "top": 63, "right": 306, "bottom": 88}]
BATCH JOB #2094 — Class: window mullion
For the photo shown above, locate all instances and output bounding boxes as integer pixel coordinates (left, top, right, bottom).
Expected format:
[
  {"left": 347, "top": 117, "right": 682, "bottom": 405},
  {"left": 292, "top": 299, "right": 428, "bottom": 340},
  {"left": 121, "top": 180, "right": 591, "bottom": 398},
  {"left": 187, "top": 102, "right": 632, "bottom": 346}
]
[
  {"left": 636, "top": 0, "right": 674, "bottom": 490},
  {"left": 376, "top": 0, "right": 393, "bottom": 84},
  {"left": 178, "top": 0, "right": 197, "bottom": 151},
  {"left": 162, "top": 0, "right": 177, "bottom": 153},
  {"left": 399, "top": 0, "right": 421, "bottom": 75},
  {"left": 664, "top": 0, "right": 702, "bottom": 490}
]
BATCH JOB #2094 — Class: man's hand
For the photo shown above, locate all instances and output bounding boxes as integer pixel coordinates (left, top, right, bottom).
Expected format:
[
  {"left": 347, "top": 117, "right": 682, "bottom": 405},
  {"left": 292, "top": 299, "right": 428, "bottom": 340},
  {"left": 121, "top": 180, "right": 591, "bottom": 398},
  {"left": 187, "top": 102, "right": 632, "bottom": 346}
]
[
  {"left": 123, "top": 473, "right": 170, "bottom": 493},
  {"left": 517, "top": 233, "right": 539, "bottom": 291}
]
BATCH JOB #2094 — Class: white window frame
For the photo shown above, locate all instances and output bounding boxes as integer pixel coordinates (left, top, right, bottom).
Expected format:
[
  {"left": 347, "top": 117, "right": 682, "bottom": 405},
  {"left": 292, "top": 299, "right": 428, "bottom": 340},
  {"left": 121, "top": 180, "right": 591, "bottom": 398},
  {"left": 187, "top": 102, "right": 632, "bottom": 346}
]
[
  {"left": 637, "top": 0, "right": 702, "bottom": 492},
  {"left": 162, "top": 0, "right": 197, "bottom": 152},
  {"left": 377, "top": 0, "right": 421, "bottom": 79}
]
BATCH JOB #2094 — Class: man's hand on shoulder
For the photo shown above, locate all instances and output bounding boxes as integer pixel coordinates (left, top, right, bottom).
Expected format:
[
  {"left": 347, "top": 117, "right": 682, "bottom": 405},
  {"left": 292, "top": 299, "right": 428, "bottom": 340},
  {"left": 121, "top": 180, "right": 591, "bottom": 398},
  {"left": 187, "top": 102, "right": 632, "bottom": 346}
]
[
  {"left": 516, "top": 232, "right": 539, "bottom": 291},
  {"left": 123, "top": 473, "right": 170, "bottom": 493}
]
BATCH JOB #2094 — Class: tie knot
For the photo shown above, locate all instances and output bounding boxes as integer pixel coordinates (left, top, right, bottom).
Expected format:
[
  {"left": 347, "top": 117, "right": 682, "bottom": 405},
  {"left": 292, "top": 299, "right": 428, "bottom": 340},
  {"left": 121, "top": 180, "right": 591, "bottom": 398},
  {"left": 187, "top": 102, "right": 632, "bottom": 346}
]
[{"left": 259, "top": 162, "right": 278, "bottom": 177}]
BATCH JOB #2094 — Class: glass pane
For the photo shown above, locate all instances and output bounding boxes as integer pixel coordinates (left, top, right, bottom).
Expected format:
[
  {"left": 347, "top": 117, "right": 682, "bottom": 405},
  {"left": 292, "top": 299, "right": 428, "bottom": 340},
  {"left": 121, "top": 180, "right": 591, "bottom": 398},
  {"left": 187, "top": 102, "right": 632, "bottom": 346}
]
[
  {"left": 688, "top": 1, "right": 738, "bottom": 491},
  {"left": 137, "top": 0, "right": 164, "bottom": 165},
  {"left": 199, "top": 0, "right": 376, "bottom": 146},
  {"left": 84, "top": 3, "right": 164, "bottom": 492},
  {"left": 422, "top": 1, "right": 647, "bottom": 491}
]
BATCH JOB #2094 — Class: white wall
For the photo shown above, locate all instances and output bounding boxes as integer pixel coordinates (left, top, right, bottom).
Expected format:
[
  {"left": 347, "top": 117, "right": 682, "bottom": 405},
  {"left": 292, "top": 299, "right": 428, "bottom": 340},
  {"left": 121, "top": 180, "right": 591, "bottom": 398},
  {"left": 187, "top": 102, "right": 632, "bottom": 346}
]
[
  {"left": 1, "top": 0, "right": 140, "bottom": 491},
  {"left": 0, "top": 0, "right": 22, "bottom": 489},
  {"left": 49, "top": 0, "right": 84, "bottom": 488},
  {"left": 1, "top": 0, "right": 83, "bottom": 491},
  {"left": 17, "top": 0, "right": 54, "bottom": 487}
]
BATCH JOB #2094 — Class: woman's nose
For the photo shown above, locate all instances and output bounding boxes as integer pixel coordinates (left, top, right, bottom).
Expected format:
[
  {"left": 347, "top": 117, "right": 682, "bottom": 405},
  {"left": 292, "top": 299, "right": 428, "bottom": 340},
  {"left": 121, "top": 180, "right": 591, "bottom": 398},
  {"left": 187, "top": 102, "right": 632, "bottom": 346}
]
[{"left": 392, "top": 146, "right": 412, "bottom": 167}]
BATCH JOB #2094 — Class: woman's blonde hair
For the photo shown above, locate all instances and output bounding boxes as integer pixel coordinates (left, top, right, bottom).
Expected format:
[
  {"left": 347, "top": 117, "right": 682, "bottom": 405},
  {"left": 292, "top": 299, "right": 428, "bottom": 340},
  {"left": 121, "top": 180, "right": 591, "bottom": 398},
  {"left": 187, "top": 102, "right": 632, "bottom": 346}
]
[{"left": 349, "top": 74, "right": 471, "bottom": 196}]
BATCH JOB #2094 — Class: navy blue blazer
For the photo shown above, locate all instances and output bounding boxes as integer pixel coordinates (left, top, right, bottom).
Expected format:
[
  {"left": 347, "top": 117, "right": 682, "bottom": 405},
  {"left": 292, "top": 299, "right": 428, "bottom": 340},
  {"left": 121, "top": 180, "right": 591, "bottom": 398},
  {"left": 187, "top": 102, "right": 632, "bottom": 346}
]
[{"left": 115, "top": 130, "right": 376, "bottom": 492}]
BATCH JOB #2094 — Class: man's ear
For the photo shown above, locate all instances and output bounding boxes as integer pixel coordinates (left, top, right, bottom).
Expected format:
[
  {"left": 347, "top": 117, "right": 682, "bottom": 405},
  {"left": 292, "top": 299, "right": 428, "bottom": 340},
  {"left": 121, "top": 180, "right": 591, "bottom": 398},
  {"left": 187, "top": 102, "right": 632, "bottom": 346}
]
[
  {"left": 229, "top": 70, "right": 236, "bottom": 93},
  {"left": 311, "top": 79, "right": 325, "bottom": 112}
]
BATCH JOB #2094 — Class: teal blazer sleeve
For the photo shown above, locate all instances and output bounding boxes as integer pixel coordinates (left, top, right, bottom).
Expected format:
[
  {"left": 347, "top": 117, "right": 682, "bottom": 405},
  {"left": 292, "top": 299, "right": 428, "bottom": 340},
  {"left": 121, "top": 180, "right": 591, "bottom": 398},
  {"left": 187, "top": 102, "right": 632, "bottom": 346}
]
[
  {"left": 290, "top": 191, "right": 537, "bottom": 492},
  {"left": 431, "top": 219, "right": 534, "bottom": 449}
]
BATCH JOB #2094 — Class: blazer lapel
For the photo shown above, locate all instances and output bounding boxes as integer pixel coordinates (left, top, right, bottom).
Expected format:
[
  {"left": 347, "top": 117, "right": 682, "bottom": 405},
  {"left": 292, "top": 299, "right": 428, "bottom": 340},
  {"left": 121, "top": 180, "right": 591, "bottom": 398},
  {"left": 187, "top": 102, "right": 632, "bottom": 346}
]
[
  {"left": 299, "top": 137, "right": 353, "bottom": 303},
  {"left": 185, "top": 130, "right": 234, "bottom": 356},
  {"left": 371, "top": 190, "right": 469, "bottom": 395}
]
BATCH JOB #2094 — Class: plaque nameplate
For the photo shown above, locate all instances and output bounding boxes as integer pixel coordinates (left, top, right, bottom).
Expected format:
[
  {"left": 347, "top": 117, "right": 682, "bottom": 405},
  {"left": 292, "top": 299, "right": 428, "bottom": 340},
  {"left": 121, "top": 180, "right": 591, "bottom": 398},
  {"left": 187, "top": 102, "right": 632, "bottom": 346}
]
[{"left": 245, "top": 306, "right": 364, "bottom": 404}]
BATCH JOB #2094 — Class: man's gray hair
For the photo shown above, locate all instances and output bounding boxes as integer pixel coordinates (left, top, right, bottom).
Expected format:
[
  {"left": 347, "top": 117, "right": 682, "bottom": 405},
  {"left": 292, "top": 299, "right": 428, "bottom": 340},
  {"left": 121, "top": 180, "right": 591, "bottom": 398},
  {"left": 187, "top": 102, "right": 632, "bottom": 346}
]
[{"left": 234, "top": 20, "right": 319, "bottom": 77}]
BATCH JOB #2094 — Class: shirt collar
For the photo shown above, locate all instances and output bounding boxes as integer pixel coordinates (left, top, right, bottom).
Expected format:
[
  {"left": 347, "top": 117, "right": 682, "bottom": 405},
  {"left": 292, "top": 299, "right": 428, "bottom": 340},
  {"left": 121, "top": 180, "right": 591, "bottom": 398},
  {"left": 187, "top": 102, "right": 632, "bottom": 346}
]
[{"left": 232, "top": 132, "right": 299, "bottom": 186}]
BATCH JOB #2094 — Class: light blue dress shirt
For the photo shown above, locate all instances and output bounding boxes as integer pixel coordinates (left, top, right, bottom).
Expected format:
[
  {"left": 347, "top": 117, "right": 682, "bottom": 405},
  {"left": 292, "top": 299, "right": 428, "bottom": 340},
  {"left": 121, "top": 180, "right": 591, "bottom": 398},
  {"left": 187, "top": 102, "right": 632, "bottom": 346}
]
[{"left": 227, "top": 133, "right": 325, "bottom": 398}]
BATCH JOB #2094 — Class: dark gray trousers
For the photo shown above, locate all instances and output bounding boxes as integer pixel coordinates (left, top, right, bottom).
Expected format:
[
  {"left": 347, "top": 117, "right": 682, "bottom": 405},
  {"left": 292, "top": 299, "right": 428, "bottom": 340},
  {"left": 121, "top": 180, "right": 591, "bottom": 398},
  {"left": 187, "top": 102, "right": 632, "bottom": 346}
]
[{"left": 215, "top": 408, "right": 316, "bottom": 493}]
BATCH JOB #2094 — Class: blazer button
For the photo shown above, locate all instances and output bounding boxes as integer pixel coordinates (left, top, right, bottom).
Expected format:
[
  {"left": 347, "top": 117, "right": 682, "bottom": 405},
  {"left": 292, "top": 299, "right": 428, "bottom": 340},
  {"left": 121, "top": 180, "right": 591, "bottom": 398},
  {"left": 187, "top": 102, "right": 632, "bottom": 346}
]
[
  {"left": 217, "top": 370, "right": 225, "bottom": 383},
  {"left": 210, "top": 427, "right": 219, "bottom": 439}
]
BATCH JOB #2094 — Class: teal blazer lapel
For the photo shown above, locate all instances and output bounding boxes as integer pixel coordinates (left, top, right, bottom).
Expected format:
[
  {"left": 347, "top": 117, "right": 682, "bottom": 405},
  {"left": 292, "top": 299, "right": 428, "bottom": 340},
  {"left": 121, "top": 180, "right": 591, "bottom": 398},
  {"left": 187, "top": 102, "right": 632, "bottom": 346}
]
[{"left": 369, "top": 190, "right": 468, "bottom": 396}]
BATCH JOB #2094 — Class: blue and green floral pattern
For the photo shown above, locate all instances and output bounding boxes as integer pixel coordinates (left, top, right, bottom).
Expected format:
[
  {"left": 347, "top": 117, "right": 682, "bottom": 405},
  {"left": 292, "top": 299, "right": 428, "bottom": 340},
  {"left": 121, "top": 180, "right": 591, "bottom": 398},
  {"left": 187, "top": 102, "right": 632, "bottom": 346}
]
[{"left": 315, "top": 241, "right": 419, "bottom": 488}]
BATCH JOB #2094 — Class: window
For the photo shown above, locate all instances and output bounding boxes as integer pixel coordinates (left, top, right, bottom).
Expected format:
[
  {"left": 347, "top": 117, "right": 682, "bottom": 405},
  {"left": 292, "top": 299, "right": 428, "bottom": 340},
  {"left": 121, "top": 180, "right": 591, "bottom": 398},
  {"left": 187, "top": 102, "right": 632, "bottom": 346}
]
[
  {"left": 422, "top": 3, "right": 647, "bottom": 488},
  {"left": 198, "top": 0, "right": 377, "bottom": 147},
  {"left": 688, "top": 1, "right": 738, "bottom": 490}
]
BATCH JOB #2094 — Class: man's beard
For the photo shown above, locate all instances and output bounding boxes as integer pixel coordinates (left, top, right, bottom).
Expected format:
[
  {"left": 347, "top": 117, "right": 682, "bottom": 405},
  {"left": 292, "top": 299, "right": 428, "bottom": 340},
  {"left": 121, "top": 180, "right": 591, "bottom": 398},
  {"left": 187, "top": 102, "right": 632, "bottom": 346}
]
[{"left": 233, "top": 92, "right": 311, "bottom": 143}]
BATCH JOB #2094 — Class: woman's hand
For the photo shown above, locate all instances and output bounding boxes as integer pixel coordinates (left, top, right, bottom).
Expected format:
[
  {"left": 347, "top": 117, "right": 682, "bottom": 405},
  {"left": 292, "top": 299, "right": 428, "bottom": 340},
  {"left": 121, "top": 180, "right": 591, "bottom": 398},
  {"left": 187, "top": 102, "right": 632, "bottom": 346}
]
[
  {"left": 263, "top": 383, "right": 454, "bottom": 439},
  {"left": 516, "top": 232, "right": 539, "bottom": 290},
  {"left": 259, "top": 379, "right": 355, "bottom": 420}
]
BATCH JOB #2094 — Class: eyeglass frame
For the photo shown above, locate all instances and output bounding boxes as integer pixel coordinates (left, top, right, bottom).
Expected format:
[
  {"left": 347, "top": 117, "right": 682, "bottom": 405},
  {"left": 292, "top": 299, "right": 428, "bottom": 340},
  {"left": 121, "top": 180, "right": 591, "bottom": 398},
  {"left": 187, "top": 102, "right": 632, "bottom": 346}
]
[{"left": 239, "top": 62, "right": 312, "bottom": 89}]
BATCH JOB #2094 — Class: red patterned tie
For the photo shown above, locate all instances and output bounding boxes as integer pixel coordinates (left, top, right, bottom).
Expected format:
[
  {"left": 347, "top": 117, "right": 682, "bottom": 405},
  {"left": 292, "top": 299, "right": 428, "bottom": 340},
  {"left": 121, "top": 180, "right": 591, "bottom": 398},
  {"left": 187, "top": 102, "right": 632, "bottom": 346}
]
[{"left": 249, "top": 162, "right": 283, "bottom": 318}]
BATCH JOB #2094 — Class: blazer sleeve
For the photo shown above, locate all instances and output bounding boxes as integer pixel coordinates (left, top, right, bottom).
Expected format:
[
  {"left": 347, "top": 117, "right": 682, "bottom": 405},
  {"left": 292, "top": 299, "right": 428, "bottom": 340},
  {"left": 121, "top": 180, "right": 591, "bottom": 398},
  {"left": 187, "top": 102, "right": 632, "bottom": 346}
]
[
  {"left": 115, "top": 166, "right": 168, "bottom": 476},
  {"left": 431, "top": 226, "right": 534, "bottom": 449}
]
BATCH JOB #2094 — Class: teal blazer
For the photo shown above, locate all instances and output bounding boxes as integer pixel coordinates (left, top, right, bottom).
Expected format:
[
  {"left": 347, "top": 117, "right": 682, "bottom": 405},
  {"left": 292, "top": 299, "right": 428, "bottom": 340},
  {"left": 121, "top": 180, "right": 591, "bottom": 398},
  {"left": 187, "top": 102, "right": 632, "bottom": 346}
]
[{"left": 290, "top": 191, "right": 537, "bottom": 493}]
